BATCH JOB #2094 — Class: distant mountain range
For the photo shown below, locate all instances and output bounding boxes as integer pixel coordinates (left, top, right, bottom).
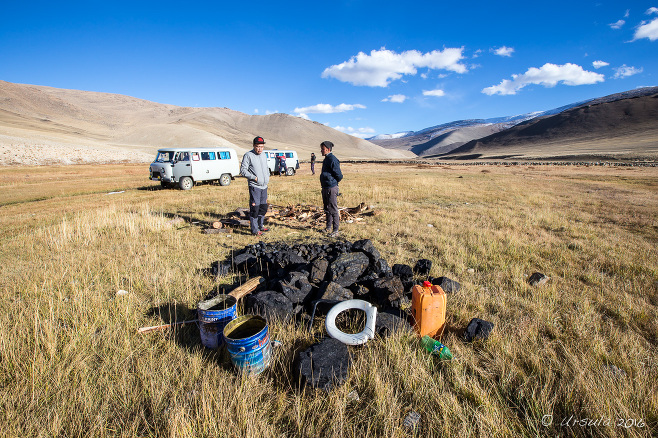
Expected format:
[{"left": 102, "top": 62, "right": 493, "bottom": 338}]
[
  {"left": 440, "top": 87, "right": 658, "bottom": 160},
  {"left": 0, "top": 79, "right": 656, "bottom": 165},
  {"left": 369, "top": 87, "right": 658, "bottom": 159}
]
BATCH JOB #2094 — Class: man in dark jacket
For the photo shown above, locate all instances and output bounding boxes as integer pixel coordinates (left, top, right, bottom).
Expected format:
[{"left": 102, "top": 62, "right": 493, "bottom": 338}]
[{"left": 319, "top": 141, "right": 343, "bottom": 237}]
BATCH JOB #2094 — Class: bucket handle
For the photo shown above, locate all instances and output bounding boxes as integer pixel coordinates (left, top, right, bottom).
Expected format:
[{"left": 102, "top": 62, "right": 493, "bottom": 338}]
[{"left": 238, "top": 347, "right": 246, "bottom": 352}]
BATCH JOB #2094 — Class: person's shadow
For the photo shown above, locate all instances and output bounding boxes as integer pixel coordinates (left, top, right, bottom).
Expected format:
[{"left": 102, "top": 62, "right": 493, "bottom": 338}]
[
  {"left": 142, "top": 275, "right": 253, "bottom": 360},
  {"left": 136, "top": 185, "right": 168, "bottom": 191},
  {"left": 144, "top": 302, "right": 233, "bottom": 367},
  {"left": 144, "top": 302, "right": 201, "bottom": 351}
]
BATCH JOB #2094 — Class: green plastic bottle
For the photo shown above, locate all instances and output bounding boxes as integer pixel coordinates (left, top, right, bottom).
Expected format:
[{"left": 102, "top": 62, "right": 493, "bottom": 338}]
[{"left": 420, "top": 335, "right": 453, "bottom": 360}]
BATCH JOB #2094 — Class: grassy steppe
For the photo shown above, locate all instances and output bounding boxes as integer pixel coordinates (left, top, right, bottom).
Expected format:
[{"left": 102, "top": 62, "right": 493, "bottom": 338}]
[{"left": 0, "top": 163, "right": 656, "bottom": 438}]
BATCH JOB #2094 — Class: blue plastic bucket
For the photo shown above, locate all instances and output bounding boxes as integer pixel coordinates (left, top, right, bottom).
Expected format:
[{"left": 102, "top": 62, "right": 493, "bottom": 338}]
[
  {"left": 223, "top": 315, "right": 272, "bottom": 375},
  {"left": 197, "top": 294, "right": 237, "bottom": 349}
]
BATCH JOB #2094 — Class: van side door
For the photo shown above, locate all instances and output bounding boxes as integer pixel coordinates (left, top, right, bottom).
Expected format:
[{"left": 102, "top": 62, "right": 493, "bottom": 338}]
[
  {"left": 285, "top": 152, "right": 298, "bottom": 169},
  {"left": 194, "top": 151, "right": 218, "bottom": 181},
  {"left": 172, "top": 151, "right": 192, "bottom": 181}
]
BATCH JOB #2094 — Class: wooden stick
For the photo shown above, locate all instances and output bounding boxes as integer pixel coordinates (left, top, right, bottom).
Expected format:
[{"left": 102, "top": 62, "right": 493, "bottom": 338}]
[
  {"left": 137, "top": 319, "right": 198, "bottom": 334},
  {"left": 137, "top": 276, "right": 264, "bottom": 334}
]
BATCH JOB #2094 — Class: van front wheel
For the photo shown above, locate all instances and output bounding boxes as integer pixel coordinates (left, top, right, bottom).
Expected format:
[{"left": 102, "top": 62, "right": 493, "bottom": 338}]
[
  {"left": 179, "top": 176, "right": 194, "bottom": 190},
  {"left": 219, "top": 174, "right": 231, "bottom": 186},
  {"left": 286, "top": 167, "right": 295, "bottom": 176}
]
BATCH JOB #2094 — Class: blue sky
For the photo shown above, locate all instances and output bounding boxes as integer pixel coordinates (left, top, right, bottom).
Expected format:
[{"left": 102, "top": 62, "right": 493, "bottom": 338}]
[{"left": 1, "top": 1, "right": 656, "bottom": 138}]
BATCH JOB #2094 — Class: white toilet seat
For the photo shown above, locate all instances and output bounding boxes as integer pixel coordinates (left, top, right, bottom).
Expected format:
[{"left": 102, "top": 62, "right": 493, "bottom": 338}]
[{"left": 325, "top": 300, "right": 378, "bottom": 345}]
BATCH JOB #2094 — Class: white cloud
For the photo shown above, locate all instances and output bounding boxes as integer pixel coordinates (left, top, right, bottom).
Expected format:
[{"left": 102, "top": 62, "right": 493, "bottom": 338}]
[
  {"left": 265, "top": 110, "right": 278, "bottom": 115},
  {"left": 321, "top": 47, "right": 467, "bottom": 87},
  {"left": 296, "top": 113, "right": 310, "bottom": 120},
  {"left": 254, "top": 109, "right": 259, "bottom": 114},
  {"left": 613, "top": 64, "right": 643, "bottom": 78},
  {"left": 592, "top": 60, "right": 609, "bottom": 69},
  {"left": 333, "top": 125, "right": 376, "bottom": 138},
  {"left": 482, "top": 63, "right": 605, "bottom": 95},
  {"left": 634, "top": 18, "right": 658, "bottom": 40},
  {"left": 625, "top": 9, "right": 630, "bottom": 18},
  {"left": 609, "top": 19, "right": 625, "bottom": 29},
  {"left": 493, "top": 46, "right": 515, "bottom": 57},
  {"left": 647, "top": 7, "right": 658, "bottom": 14},
  {"left": 422, "top": 89, "right": 446, "bottom": 97},
  {"left": 293, "top": 103, "right": 366, "bottom": 114},
  {"left": 382, "top": 94, "right": 407, "bottom": 103}
]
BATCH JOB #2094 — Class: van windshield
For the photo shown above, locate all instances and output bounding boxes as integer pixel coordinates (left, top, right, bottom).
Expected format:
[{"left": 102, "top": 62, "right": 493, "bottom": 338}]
[{"left": 155, "top": 151, "right": 174, "bottom": 162}]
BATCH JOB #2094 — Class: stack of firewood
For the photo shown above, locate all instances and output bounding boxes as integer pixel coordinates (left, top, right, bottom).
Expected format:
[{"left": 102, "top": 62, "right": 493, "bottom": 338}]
[
  {"left": 268, "top": 202, "right": 377, "bottom": 226},
  {"left": 203, "top": 202, "right": 378, "bottom": 233}
]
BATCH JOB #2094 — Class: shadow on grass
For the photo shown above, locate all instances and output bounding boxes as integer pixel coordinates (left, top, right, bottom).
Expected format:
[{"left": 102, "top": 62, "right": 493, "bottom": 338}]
[
  {"left": 444, "top": 323, "right": 466, "bottom": 338},
  {"left": 265, "top": 334, "right": 312, "bottom": 393},
  {"left": 145, "top": 302, "right": 199, "bottom": 349},
  {"left": 144, "top": 302, "right": 234, "bottom": 368},
  {"left": 153, "top": 210, "right": 251, "bottom": 235},
  {"left": 136, "top": 184, "right": 169, "bottom": 191}
]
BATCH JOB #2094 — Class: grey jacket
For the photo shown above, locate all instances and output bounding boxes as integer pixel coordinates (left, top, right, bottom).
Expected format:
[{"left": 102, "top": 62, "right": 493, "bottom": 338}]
[{"left": 240, "top": 149, "right": 270, "bottom": 188}]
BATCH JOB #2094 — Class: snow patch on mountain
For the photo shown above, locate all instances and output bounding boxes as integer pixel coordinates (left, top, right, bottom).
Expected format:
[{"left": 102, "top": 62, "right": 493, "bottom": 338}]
[{"left": 369, "top": 131, "right": 413, "bottom": 140}]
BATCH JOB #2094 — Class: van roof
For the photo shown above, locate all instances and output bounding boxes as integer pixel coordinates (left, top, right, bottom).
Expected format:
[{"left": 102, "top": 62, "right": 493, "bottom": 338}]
[{"left": 157, "top": 147, "right": 236, "bottom": 152}]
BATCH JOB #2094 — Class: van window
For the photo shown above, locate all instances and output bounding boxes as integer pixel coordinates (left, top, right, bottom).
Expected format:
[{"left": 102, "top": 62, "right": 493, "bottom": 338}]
[
  {"left": 192, "top": 152, "right": 200, "bottom": 161},
  {"left": 219, "top": 151, "right": 231, "bottom": 160},
  {"left": 156, "top": 151, "right": 174, "bottom": 162},
  {"left": 175, "top": 152, "right": 190, "bottom": 161},
  {"left": 285, "top": 153, "right": 293, "bottom": 158},
  {"left": 201, "top": 152, "right": 216, "bottom": 160}
]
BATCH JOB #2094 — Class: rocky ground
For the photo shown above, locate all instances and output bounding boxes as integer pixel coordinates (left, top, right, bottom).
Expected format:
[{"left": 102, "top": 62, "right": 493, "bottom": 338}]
[{"left": 0, "top": 135, "right": 153, "bottom": 165}]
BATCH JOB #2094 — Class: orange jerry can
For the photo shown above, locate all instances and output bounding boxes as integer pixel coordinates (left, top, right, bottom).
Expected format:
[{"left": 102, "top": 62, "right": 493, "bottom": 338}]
[{"left": 411, "top": 281, "right": 446, "bottom": 338}]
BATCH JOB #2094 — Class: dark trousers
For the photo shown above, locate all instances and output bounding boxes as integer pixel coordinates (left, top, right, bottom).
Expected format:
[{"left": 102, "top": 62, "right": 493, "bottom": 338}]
[
  {"left": 322, "top": 185, "right": 339, "bottom": 232},
  {"left": 248, "top": 185, "right": 268, "bottom": 234},
  {"left": 311, "top": 162, "right": 315, "bottom": 174}
]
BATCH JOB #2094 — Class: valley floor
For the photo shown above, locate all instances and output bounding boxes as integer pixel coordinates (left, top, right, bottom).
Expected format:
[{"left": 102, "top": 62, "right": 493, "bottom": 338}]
[{"left": 0, "top": 163, "right": 656, "bottom": 437}]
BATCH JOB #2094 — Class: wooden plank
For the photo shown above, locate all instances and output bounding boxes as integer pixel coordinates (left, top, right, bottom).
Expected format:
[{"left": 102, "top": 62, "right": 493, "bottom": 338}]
[
  {"left": 228, "top": 276, "right": 265, "bottom": 300},
  {"left": 137, "top": 276, "right": 264, "bottom": 334}
]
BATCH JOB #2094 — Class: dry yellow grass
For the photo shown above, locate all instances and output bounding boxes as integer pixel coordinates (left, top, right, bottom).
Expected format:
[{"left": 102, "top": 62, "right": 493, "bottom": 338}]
[{"left": 0, "top": 162, "right": 656, "bottom": 437}]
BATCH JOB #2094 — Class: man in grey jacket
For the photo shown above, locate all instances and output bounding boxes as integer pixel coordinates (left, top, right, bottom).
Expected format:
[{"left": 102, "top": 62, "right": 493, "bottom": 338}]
[{"left": 240, "top": 136, "right": 270, "bottom": 236}]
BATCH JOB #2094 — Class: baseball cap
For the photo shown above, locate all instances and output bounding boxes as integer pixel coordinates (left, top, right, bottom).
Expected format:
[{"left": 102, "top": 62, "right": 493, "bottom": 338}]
[{"left": 253, "top": 136, "right": 265, "bottom": 145}]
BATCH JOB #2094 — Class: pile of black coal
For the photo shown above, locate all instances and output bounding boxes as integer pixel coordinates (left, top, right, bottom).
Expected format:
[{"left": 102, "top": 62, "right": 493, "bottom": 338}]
[
  {"left": 209, "top": 239, "right": 473, "bottom": 389},
  {"left": 210, "top": 239, "right": 441, "bottom": 323}
]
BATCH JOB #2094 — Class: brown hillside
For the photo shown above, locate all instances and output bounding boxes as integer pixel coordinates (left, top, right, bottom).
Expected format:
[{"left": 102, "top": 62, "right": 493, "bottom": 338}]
[
  {"left": 440, "top": 93, "right": 658, "bottom": 160},
  {"left": 0, "top": 81, "right": 414, "bottom": 165}
]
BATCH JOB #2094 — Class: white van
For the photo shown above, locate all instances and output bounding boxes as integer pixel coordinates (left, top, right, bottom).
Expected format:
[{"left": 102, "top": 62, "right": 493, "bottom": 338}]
[
  {"left": 149, "top": 147, "right": 240, "bottom": 190},
  {"left": 263, "top": 150, "right": 300, "bottom": 176}
]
